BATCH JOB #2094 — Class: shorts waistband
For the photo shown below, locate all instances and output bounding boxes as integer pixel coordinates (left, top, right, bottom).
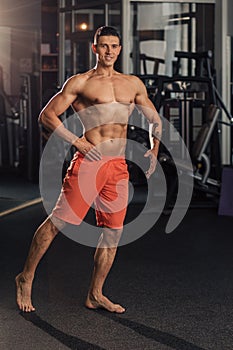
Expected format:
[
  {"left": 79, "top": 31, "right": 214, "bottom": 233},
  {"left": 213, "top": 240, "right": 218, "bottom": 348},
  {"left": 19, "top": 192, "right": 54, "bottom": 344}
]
[{"left": 74, "top": 152, "right": 125, "bottom": 162}]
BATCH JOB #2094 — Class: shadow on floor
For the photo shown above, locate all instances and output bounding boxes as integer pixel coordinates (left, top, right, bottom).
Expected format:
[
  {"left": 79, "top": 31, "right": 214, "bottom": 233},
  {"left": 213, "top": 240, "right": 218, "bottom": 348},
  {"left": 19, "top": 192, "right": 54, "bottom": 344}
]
[{"left": 21, "top": 310, "right": 207, "bottom": 350}]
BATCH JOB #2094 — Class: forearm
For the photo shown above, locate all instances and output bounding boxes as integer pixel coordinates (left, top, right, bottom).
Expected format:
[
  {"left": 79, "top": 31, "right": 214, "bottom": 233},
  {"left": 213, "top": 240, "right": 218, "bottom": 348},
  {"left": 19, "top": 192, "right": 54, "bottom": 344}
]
[
  {"left": 149, "top": 116, "right": 162, "bottom": 156},
  {"left": 136, "top": 97, "right": 162, "bottom": 155},
  {"left": 39, "top": 110, "right": 80, "bottom": 147},
  {"left": 144, "top": 117, "right": 162, "bottom": 179}
]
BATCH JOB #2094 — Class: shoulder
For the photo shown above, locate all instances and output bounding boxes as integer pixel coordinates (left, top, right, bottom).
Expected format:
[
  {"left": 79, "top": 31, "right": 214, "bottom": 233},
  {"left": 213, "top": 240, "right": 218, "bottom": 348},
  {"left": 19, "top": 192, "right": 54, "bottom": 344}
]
[
  {"left": 63, "top": 70, "right": 94, "bottom": 87},
  {"left": 61, "top": 69, "right": 95, "bottom": 94}
]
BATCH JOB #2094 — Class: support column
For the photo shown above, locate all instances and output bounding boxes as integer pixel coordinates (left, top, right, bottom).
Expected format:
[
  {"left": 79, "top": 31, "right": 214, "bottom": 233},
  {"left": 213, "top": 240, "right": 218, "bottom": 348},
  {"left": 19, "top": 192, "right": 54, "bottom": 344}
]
[{"left": 215, "top": 0, "right": 231, "bottom": 164}]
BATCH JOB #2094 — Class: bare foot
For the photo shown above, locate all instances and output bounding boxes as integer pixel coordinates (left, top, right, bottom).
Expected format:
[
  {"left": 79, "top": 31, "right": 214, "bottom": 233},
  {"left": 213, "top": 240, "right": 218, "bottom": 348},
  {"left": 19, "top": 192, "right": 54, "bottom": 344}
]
[
  {"left": 15, "top": 273, "right": 35, "bottom": 312},
  {"left": 85, "top": 293, "right": 125, "bottom": 313}
]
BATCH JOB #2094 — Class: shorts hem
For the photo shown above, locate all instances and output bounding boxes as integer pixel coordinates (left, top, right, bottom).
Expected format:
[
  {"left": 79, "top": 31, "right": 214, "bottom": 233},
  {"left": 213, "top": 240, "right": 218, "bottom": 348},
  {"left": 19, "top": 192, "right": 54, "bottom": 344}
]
[
  {"left": 51, "top": 212, "right": 82, "bottom": 226},
  {"left": 97, "top": 223, "right": 124, "bottom": 229}
]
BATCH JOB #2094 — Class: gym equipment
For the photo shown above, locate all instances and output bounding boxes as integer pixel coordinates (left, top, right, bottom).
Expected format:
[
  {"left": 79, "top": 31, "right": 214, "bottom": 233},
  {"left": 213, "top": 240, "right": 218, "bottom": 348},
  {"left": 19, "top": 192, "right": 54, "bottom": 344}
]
[
  {"left": 0, "top": 68, "right": 40, "bottom": 181},
  {"left": 159, "top": 104, "right": 220, "bottom": 191},
  {"left": 153, "top": 51, "right": 230, "bottom": 190},
  {"left": 173, "top": 50, "right": 233, "bottom": 162},
  {"left": 19, "top": 74, "right": 40, "bottom": 181},
  {"left": 132, "top": 50, "right": 232, "bottom": 209},
  {"left": 0, "top": 65, "right": 19, "bottom": 168}
]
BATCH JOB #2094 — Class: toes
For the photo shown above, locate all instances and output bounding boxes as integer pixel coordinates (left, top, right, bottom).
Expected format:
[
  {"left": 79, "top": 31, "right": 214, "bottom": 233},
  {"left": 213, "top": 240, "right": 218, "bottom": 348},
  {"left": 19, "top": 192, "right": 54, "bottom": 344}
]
[
  {"left": 23, "top": 305, "right": 35, "bottom": 313},
  {"left": 115, "top": 305, "right": 125, "bottom": 313},
  {"left": 19, "top": 303, "right": 34, "bottom": 313}
]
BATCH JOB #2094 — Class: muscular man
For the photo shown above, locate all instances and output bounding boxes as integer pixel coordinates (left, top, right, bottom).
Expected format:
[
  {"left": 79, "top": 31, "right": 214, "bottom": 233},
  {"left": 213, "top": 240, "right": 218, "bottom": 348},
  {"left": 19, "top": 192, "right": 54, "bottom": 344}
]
[{"left": 15, "top": 26, "right": 161, "bottom": 313}]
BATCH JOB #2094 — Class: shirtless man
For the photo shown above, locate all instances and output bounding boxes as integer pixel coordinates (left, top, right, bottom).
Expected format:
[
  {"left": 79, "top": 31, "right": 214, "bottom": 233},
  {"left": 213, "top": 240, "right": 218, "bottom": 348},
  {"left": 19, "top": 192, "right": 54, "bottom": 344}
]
[{"left": 15, "top": 26, "right": 161, "bottom": 313}]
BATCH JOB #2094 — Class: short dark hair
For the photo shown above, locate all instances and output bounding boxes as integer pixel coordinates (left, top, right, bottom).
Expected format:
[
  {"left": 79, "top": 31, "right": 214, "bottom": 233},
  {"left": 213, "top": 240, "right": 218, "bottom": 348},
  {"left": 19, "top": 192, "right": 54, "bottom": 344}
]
[{"left": 93, "top": 26, "right": 121, "bottom": 45}]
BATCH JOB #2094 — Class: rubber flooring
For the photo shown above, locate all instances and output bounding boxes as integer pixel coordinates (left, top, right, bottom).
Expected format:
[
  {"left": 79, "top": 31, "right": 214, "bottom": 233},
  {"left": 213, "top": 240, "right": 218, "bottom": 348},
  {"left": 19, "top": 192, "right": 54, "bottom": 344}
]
[{"left": 1, "top": 195, "right": 233, "bottom": 349}]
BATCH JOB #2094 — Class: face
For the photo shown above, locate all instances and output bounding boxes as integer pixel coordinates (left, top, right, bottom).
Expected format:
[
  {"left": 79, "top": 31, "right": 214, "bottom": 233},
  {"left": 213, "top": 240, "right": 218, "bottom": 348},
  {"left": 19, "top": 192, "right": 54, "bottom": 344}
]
[{"left": 92, "top": 35, "right": 121, "bottom": 67}]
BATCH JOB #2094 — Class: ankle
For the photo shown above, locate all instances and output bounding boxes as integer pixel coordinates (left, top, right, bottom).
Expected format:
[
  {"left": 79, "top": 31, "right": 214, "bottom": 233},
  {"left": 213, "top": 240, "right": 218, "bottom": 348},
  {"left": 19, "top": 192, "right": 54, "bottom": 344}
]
[
  {"left": 18, "top": 272, "right": 34, "bottom": 283},
  {"left": 88, "top": 289, "right": 102, "bottom": 300}
]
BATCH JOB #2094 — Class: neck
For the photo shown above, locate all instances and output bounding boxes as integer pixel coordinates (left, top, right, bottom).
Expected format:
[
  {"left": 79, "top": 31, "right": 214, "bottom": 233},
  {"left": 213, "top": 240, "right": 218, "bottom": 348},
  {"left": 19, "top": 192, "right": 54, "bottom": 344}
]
[{"left": 94, "top": 63, "right": 116, "bottom": 77}]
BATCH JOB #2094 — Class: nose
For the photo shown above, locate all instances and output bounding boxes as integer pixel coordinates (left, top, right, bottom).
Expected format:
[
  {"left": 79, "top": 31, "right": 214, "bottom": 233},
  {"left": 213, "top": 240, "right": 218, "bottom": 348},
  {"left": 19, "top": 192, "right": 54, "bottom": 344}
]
[{"left": 106, "top": 45, "right": 111, "bottom": 54}]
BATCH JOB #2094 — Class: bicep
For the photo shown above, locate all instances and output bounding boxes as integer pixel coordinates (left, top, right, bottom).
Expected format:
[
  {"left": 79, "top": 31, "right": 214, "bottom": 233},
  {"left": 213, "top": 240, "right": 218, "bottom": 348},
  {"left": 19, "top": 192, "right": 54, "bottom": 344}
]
[
  {"left": 134, "top": 79, "right": 159, "bottom": 122},
  {"left": 44, "top": 90, "right": 75, "bottom": 117},
  {"left": 39, "top": 78, "right": 78, "bottom": 129},
  {"left": 44, "top": 76, "right": 79, "bottom": 114}
]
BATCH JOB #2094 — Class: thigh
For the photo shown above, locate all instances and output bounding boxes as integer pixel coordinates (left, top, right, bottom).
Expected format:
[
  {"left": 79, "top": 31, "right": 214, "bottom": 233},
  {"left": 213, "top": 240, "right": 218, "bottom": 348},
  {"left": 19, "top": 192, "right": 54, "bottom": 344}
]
[
  {"left": 95, "top": 159, "right": 129, "bottom": 229},
  {"left": 52, "top": 154, "right": 106, "bottom": 225}
]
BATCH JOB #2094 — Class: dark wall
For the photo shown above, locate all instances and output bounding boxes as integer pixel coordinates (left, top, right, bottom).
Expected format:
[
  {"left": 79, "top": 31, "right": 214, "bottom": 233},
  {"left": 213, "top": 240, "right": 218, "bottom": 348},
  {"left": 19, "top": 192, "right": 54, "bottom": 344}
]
[
  {"left": 0, "top": 0, "right": 41, "bottom": 180},
  {"left": 0, "top": 0, "right": 41, "bottom": 27},
  {"left": 228, "top": 0, "right": 233, "bottom": 36},
  {"left": 0, "top": 0, "right": 41, "bottom": 97}
]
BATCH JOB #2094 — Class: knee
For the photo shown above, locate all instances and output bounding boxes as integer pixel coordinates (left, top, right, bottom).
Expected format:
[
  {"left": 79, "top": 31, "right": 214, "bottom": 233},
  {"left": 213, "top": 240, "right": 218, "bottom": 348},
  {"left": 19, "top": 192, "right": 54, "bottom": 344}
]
[
  {"left": 101, "top": 227, "right": 123, "bottom": 248},
  {"left": 49, "top": 215, "right": 66, "bottom": 234},
  {"left": 36, "top": 216, "right": 64, "bottom": 241}
]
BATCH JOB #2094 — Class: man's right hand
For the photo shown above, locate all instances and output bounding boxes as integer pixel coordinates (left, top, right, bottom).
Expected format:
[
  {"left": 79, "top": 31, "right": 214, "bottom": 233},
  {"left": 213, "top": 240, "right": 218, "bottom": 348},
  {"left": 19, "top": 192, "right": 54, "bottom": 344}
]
[{"left": 75, "top": 136, "right": 102, "bottom": 161}]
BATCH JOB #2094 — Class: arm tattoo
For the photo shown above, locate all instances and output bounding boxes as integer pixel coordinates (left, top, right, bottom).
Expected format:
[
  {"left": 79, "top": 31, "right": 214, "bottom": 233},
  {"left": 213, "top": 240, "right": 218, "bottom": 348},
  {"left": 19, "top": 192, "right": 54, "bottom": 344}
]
[{"left": 152, "top": 122, "right": 161, "bottom": 141}]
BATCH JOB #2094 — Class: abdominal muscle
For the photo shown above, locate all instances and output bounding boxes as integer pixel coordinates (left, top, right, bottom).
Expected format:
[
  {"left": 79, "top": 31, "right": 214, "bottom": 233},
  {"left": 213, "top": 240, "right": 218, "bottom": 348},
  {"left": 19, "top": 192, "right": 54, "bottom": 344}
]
[{"left": 84, "top": 123, "right": 128, "bottom": 157}]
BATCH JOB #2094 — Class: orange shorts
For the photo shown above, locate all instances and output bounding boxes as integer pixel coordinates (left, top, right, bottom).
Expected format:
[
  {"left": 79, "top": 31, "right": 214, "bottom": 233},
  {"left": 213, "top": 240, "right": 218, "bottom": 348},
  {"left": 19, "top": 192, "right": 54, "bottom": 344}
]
[{"left": 52, "top": 152, "right": 129, "bottom": 229}]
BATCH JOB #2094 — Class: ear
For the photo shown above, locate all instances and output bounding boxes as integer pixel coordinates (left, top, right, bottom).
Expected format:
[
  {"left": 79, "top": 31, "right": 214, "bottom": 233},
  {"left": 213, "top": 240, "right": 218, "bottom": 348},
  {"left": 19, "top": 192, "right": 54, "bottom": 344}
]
[{"left": 92, "top": 43, "right": 97, "bottom": 54}]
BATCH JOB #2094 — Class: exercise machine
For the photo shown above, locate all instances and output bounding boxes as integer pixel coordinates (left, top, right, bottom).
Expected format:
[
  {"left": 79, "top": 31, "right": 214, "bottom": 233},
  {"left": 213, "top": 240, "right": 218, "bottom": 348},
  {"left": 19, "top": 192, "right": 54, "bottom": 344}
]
[{"left": 0, "top": 67, "right": 40, "bottom": 181}]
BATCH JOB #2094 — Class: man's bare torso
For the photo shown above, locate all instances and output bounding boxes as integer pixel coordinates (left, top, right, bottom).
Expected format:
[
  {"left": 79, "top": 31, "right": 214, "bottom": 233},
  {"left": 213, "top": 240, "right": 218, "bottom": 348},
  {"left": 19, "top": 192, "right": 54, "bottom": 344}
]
[{"left": 71, "top": 69, "right": 137, "bottom": 156}]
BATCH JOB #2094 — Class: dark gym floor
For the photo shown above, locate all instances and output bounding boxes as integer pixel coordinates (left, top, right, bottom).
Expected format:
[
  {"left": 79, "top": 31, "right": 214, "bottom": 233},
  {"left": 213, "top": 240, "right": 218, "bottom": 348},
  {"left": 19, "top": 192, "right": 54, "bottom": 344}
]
[{"left": 1, "top": 175, "right": 233, "bottom": 350}]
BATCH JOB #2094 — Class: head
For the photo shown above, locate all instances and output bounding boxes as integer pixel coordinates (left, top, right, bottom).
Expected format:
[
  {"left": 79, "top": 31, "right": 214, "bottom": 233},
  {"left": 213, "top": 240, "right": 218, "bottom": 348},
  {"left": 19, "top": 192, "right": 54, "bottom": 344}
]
[
  {"left": 92, "top": 26, "right": 122, "bottom": 68},
  {"left": 93, "top": 26, "right": 121, "bottom": 46}
]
